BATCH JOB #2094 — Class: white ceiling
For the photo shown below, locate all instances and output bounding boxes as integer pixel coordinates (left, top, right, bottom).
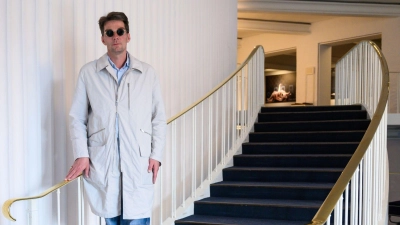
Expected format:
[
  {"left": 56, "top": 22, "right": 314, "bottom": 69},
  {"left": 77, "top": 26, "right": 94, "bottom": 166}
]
[
  {"left": 237, "top": 0, "right": 400, "bottom": 38},
  {"left": 238, "top": 12, "right": 335, "bottom": 38}
]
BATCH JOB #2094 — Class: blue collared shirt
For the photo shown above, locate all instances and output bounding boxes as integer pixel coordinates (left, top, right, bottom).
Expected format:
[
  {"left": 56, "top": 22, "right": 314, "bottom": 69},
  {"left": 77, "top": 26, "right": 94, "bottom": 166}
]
[
  {"left": 108, "top": 54, "right": 130, "bottom": 85},
  {"left": 108, "top": 54, "right": 130, "bottom": 140}
]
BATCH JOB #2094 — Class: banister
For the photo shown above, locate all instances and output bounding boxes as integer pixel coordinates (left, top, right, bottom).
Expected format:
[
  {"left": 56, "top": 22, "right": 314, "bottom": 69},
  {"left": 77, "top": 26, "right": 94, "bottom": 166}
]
[
  {"left": 307, "top": 41, "right": 389, "bottom": 225},
  {"left": 2, "top": 175, "right": 81, "bottom": 222}
]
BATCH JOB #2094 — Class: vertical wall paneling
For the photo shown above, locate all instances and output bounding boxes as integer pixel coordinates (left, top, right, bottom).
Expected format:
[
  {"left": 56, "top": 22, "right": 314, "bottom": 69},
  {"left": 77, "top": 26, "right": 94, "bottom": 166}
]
[
  {"left": 0, "top": 1, "right": 9, "bottom": 225},
  {"left": 9, "top": 0, "right": 27, "bottom": 224},
  {"left": 1, "top": 1, "right": 237, "bottom": 224},
  {"left": 52, "top": 0, "right": 68, "bottom": 223}
]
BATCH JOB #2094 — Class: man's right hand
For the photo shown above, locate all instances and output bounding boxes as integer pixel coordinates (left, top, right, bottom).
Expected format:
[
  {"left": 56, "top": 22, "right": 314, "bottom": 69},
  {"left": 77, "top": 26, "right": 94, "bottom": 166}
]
[{"left": 65, "top": 157, "right": 90, "bottom": 181}]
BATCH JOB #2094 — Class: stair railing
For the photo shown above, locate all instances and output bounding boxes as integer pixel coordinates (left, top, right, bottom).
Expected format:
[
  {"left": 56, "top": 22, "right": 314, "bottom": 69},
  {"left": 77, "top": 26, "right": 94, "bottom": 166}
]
[
  {"left": 2, "top": 45, "right": 265, "bottom": 225},
  {"left": 2, "top": 175, "right": 85, "bottom": 225},
  {"left": 154, "top": 45, "right": 265, "bottom": 224},
  {"left": 308, "top": 41, "right": 389, "bottom": 225}
]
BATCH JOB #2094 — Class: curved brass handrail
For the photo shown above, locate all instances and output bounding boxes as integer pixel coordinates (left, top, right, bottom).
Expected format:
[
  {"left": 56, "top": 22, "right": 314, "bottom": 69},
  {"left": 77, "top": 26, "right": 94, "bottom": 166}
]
[
  {"left": 2, "top": 175, "right": 82, "bottom": 221},
  {"left": 168, "top": 45, "right": 264, "bottom": 124},
  {"left": 3, "top": 45, "right": 265, "bottom": 222},
  {"left": 308, "top": 41, "right": 389, "bottom": 225}
]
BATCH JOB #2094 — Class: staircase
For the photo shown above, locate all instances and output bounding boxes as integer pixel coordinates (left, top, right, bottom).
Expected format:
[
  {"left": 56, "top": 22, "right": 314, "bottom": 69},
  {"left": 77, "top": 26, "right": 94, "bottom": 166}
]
[{"left": 175, "top": 105, "right": 369, "bottom": 225}]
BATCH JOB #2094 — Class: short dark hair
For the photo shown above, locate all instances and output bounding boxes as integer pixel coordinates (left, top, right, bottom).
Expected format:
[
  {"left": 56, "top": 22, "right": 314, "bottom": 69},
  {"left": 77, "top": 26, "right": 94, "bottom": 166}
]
[{"left": 98, "top": 12, "right": 129, "bottom": 36}]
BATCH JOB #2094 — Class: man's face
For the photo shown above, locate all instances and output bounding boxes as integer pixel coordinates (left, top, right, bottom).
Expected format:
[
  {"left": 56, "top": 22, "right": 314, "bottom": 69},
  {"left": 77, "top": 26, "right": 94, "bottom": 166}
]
[{"left": 101, "top": 20, "right": 130, "bottom": 56}]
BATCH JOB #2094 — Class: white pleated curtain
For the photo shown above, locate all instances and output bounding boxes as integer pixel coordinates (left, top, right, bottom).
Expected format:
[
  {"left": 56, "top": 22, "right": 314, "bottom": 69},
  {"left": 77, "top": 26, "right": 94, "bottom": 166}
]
[{"left": 0, "top": 1, "right": 237, "bottom": 224}]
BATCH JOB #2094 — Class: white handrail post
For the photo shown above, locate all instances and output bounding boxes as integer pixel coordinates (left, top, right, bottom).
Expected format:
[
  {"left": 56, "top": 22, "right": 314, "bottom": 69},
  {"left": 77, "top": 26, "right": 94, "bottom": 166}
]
[
  {"left": 29, "top": 199, "right": 38, "bottom": 225},
  {"left": 160, "top": 166, "right": 163, "bottom": 225},
  {"left": 78, "top": 176, "right": 82, "bottom": 225},
  {"left": 215, "top": 92, "right": 218, "bottom": 169},
  {"left": 80, "top": 176, "right": 85, "bottom": 225},
  {"left": 192, "top": 107, "right": 196, "bottom": 198},
  {"left": 172, "top": 120, "right": 176, "bottom": 218},
  {"left": 183, "top": 114, "right": 186, "bottom": 206},
  {"left": 57, "top": 189, "right": 61, "bottom": 225},
  {"left": 209, "top": 96, "right": 213, "bottom": 180},
  {"left": 201, "top": 102, "right": 204, "bottom": 187}
]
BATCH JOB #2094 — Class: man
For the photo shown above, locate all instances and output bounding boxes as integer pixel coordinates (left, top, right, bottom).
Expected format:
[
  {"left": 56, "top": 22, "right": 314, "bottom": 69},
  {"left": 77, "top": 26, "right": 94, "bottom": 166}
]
[{"left": 65, "top": 12, "right": 166, "bottom": 225}]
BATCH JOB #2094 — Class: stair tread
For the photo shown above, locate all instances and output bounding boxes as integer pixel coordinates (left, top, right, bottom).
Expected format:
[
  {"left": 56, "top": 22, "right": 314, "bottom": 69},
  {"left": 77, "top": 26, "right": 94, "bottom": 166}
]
[
  {"left": 261, "top": 105, "right": 361, "bottom": 110},
  {"left": 197, "top": 197, "right": 322, "bottom": 208},
  {"left": 211, "top": 181, "right": 334, "bottom": 189},
  {"left": 255, "top": 119, "right": 369, "bottom": 124},
  {"left": 176, "top": 215, "right": 309, "bottom": 225},
  {"left": 224, "top": 167, "right": 343, "bottom": 172},
  {"left": 250, "top": 130, "right": 365, "bottom": 134},
  {"left": 243, "top": 142, "right": 359, "bottom": 145},
  {"left": 234, "top": 154, "right": 352, "bottom": 157},
  {"left": 259, "top": 110, "right": 364, "bottom": 115}
]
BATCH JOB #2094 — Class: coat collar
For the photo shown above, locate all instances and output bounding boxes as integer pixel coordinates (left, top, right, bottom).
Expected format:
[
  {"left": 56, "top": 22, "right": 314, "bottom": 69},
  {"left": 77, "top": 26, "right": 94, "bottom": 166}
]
[{"left": 96, "top": 52, "right": 143, "bottom": 74}]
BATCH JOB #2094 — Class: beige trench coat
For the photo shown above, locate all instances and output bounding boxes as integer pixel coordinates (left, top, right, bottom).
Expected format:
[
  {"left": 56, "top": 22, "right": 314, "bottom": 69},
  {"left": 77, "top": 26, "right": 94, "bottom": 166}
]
[{"left": 69, "top": 53, "right": 166, "bottom": 219}]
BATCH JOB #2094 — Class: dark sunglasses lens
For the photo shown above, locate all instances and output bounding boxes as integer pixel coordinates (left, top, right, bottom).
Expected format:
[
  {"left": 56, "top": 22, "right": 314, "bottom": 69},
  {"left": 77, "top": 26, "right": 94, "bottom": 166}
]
[
  {"left": 117, "top": 29, "right": 125, "bottom": 36},
  {"left": 105, "top": 30, "right": 114, "bottom": 37}
]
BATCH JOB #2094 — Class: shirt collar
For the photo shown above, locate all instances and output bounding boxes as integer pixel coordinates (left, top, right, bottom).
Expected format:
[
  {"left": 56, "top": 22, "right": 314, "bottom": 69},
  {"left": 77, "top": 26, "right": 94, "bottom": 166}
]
[
  {"left": 107, "top": 53, "right": 130, "bottom": 71},
  {"left": 96, "top": 52, "right": 143, "bottom": 73}
]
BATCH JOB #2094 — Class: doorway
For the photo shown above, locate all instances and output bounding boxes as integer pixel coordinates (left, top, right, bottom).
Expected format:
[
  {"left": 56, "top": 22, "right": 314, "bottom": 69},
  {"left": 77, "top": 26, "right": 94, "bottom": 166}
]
[
  {"left": 264, "top": 49, "right": 297, "bottom": 105},
  {"left": 318, "top": 34, "right": 382, "bottom": 105}
]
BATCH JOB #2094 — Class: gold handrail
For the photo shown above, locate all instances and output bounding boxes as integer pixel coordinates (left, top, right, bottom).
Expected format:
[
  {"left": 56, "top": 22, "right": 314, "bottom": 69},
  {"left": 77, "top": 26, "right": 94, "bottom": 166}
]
[
  {"left": 3, "top": 45, "right": 265, "bottom": 222},
  {"left": 167, "top": 45, "right": 264, "bottom": 124},
  {"left": 307, "top": 41, "right": 390, "bottom": 225},
  {"left": 2, "top": 175, "right": 82, "bottom": 221}
]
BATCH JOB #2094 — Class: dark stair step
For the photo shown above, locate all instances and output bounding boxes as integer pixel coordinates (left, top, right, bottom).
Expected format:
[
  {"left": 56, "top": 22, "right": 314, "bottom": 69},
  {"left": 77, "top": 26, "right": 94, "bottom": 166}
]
[
  {"left": 242, "top": 142, "right": 359, "bottom": 155},
  {"left": 175, "top": 215, "right": 310, "bottom": 225},
  {"left": 210, "top": 181, "right": 333, "bottom": 201},
  {"left": 233, "top": 154, "right": 352, "bottom": 168},
  {"left": 261, "top": 105, "right": 362, "bottom": 113},
  {"left": 254, "top": 119, "right": 370, "bottom": 132},
  {"left": 223, "top": 167, "right": 342, "bottom": 183},
  {"left": 193, "top": 197, "right": 321, "bottom": 221},
  {"left": 258, "top": 110, "right": 367, "bottom": 122},
  {"left": 249, "top": 130, "right": 365, "bottom": 143}
]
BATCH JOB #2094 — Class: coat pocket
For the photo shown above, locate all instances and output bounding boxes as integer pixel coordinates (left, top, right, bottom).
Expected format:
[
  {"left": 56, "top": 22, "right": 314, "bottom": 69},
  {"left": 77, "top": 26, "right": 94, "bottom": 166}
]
[
  {"left": 88, "top": 128, "right": 105, "bottom": 147},
  {"left": 138, "top": 128, "right": 152, "bottom": 157},
  {"left": 87, "top": 144, "right": 107, "bottom": 187}
]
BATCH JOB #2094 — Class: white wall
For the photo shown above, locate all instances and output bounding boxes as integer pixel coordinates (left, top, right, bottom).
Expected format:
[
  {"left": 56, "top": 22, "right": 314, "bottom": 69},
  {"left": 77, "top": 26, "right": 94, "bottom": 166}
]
[
  {"left": 238, "top": 16, "right": 400, "bottom": 104},
  {"left": 0, "top": 1, "right": 237, "bottom": 225}
]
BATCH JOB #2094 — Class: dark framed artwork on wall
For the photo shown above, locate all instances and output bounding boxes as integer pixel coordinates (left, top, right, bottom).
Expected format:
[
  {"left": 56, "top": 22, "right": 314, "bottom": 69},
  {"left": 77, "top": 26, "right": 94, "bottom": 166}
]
[{"left": 265, "top": 73, "right": 296, "bottom": 103}]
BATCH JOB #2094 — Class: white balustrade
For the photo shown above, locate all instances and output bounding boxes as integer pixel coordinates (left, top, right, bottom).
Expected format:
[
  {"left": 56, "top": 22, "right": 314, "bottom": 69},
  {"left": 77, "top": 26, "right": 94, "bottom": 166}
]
[
  {"left": 325, "top": 41, "right": 389, "bottom": 225},
  {"left": 154, "top": 46, "right": 265, "bottom": 225}
]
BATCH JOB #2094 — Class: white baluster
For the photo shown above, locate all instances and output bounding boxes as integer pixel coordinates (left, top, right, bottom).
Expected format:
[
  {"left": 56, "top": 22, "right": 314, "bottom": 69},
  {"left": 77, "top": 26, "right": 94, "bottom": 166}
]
[
  {"left": 78, "top": 177, "right": 82, "bottom": 225},
  {"left": 57, "top": 189, "right": 61, "bottom": 225}
]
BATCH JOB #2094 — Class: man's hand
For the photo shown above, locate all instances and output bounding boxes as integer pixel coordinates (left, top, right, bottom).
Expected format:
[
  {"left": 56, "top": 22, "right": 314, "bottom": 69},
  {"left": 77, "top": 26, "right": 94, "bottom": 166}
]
[
  {"left": 148, "top": 158, "right": 161, "bottom": 184},
  {"left": 65, "top": 157, "right": 90, "bottom": 181}
]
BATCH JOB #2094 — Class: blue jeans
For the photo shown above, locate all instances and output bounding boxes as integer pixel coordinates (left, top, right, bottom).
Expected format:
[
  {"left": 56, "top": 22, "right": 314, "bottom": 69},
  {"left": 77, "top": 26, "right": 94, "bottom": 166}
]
[{"left": 105, "top": 216, "right": 150, "bottom": 225}]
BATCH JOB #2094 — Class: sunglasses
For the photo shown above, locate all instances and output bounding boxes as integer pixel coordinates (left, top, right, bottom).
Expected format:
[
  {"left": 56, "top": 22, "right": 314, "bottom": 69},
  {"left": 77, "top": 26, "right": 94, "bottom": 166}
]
[{"left": 104, "top": 28, "right": 127, "bottom": 37}]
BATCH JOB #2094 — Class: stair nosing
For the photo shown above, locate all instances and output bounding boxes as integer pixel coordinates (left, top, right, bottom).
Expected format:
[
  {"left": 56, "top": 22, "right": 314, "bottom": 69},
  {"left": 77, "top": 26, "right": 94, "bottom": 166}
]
[
  {"left": 258, "top": 110, "right": 365, "bottom": 115},
  {"left": 224, "top": 167, "right": 343, "bottom": 172},
  {"left": 250, "top": 130, "right": 366, "bottom": 134},
  {"left": 196, "top": 197, "right": 322, "bottom": 208},
  {"left": 211, "top": 181, "right": 334, "bottom": 189},
  {"left": 242, "top": 141, "right": 359, "bottom": 145},
  {"left": 234, "top": 154, "right": 352, "bottom": 157},
  {"left": 255, "top": 119, "right": 370, "bottom": 125}
]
